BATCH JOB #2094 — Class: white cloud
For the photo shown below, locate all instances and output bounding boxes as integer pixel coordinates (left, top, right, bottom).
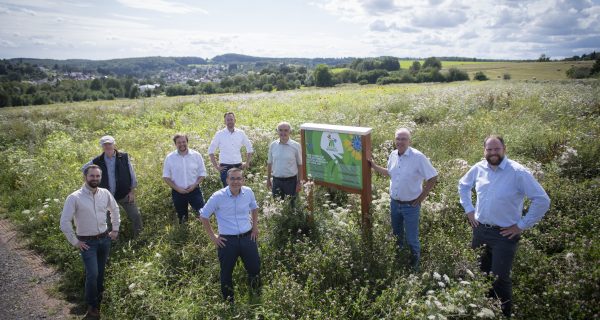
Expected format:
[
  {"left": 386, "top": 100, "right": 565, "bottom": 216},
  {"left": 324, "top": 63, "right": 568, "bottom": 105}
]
[
  {"left": 115, "top": 0, "right": 208, "bottom": 14},
  {"left": 0, "top": 39, "right": 18, "bottom": 47}
]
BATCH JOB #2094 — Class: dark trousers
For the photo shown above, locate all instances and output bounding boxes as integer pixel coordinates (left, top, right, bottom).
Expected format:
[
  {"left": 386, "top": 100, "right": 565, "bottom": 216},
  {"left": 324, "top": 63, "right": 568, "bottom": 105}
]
[
  {"left": 472, "top": 224, "right": 520, "bottom": 318},
  {"left": 171, "top": 188, "right": 204, "bottom": 224},
  {"left": 217, "top": 233, "right": 261, "bottom": 302},
  {"left": 219, "top": 163, "right": 242, "bottom": 187},
  {"left": 272, "top": 176, "right": 298, "bottom": 204},
  {"left": 80, "top": 236, "right": 111, "bottom": 308}
]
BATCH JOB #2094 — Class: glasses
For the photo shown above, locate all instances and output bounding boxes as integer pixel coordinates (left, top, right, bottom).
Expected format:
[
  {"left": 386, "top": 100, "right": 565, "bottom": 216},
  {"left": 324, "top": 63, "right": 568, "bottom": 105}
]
[{"left": 228, "top": 177, "right": 243, "bottom": 181}]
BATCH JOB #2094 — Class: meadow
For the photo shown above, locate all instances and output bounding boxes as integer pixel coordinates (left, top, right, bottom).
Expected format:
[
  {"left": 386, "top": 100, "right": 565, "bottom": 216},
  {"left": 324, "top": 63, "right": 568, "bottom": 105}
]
[
  {"left": 0, "top": 80, "right": 598, "bottom": 319},
  {"left": 399, "top": 60, "right": 595, "bottom": 80}
]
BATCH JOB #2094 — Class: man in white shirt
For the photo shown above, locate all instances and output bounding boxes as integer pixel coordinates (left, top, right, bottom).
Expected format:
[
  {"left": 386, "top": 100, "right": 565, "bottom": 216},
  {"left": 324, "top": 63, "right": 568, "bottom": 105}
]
[
  {"left": 163, "top": 133, "right": 207, "bottom": 224},
  {"left": 208, "top": 112, "right": 254, "bottom": 186},
  {"left": 267, "top": 122, "right": 303, "bottom": 201},
  {"left": 60, "top": 164, "right": 120, "bottom": 318},
  {"left": 368, "top": 128, "right": 438, "bottom": 271}
]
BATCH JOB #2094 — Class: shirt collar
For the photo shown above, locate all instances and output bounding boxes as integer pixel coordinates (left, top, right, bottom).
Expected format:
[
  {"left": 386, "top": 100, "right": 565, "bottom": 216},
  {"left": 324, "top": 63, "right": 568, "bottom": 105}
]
[
  {"left": 226, "top": 186, "right": 245, "bottom": 197},
  {"left": 398, "top": 147, "right": 413, "bottom": 157},
  {"left": 81, "top": 183, "right": 96, "bottom": 195},
  {"left": 485, "top": 156, "right": 508, "bottom": 170}
]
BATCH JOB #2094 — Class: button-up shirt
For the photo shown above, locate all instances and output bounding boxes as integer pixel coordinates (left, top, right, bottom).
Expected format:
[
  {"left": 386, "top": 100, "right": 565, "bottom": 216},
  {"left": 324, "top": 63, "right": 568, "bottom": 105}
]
[
  {"left": 458, "top": 157, "right": 550, "bottom": 230},
  {"left": 162, "top": 149, "right": 207, "bottom": 189},
  {"left": 387, "top": 147, "right": 438, "bottom": 201},
  {"left": 60, "top": 184, "right": 120, "bottom": 246},
  {"left": 208, "top": 128, "right": 254, "bottom": 164},
  {"left": 82, "top": 153, "right": 138, "bottom": 195},
  {"left": 199, "top": 186, "right": 258, "bottom": 235},
  {"left": 268, "top": 139, "right": 302, "bottom": 178}
]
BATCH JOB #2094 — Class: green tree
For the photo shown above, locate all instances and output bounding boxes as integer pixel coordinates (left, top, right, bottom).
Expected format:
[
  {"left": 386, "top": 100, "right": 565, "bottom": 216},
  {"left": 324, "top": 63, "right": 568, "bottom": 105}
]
[
  {"left": 409, "top": 61, "right": 421, "bottom": 75},
  {"left": 473, "top": 71, "right": 489, "bottom": 81},
  {"left": 379, "top": 56, "right": 400, "bottom": 71},
  {"left": 590, "top": 58, "right": 600, "bottom": 75},
  {"left": 90, "top": 78, "right": 102, "bottom": 90},
  {"left": 314, "top": 64, "right": 333, "bottom": 87},
  {"left": 422, "top": 57, "right": 442, "bottom": 70}
]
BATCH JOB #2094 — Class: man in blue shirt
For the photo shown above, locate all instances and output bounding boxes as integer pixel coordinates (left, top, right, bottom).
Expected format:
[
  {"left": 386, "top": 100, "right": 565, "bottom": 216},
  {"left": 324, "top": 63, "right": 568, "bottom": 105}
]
[
  {"left": 458, "top": 135, "right": 550, "bottom": 318},
  {"left": 198, "top": 168, "right": 260, "bottom": 302}
]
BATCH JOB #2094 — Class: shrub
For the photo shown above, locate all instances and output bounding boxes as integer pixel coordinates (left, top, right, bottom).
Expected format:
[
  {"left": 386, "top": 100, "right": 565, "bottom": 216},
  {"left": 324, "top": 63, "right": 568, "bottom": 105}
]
[
  {"left": 566, "top": 66, "right": 591, "bottom": 79},
  {"left": 446, "top": 68, "right": 470, "bottom": 82},
  {"left": 473, "top": 71, "right": 489, "bottom": 81},
  {"left": 503, "top": 73, "right": 511, "bottom": 80}
]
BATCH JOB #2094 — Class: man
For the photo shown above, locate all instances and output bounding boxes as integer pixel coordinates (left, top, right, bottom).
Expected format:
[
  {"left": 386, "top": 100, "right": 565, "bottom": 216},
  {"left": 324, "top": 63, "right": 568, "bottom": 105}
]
[
  {"left": 199, "top": 168, "right": 260, "bottom": 302},
  {"left": 208, "top": 112, "right": 254, "bottom": 186},
  {"left": 83, "top": 135, "right": 143, "bottom": 237},
  {"left": 368, "top": 128, "right": 438, "bottom": 270},
  {"left": 266, "top": 122, "right": 303, "bottom": 201},
  {"left": 60, "top": 165, "right": 120, "bottom": 318},
  {"left": 458, "top": 135, "right": 550, "bottom": 318},
  {"left": 163, "top": 133, "right": 207, "bottom": 224}
]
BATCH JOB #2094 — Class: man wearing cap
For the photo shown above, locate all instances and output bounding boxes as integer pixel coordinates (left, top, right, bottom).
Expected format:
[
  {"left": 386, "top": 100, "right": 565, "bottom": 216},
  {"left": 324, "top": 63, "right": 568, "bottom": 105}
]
[
  {"left": 199, "top": 168, "right": 260, "bottom": 302},
  {"left": 83, "top": 135, "right": 143, "bottom": 237},
  {"left": 60, "top": 164, "right": 120, "bottom": 318},
  {"left": 208, "top": 112, "right": 254, "bottom": 187},
  {"left": 368, "top": 128, "right": 438, "bottom": 271},
  {"left": 163, "top": 133, "right": 207, "bottom": 224},
  {"left": 266, "top": 122, "right": 303, "bottom": 201}
]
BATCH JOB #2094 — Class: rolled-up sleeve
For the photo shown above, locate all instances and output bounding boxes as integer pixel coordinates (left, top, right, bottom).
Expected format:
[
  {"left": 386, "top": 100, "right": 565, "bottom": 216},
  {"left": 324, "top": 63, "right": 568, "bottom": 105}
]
[
  {"left": 458, "top": 168, "right": 476, "bottom": 214},
  {"left": 60, "top": 195, "right": 79, "bottom": 246},
  {"left": 517, "top": 171, "right": 550, "bottom": 230}
]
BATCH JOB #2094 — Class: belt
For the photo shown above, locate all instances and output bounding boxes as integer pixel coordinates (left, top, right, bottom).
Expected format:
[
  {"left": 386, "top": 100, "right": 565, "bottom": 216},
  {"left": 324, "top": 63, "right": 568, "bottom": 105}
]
[
  {"left": 480, "top": 223, "right": 502, "bottom": 229},
  {"left": 393, "top": 198, "right": 417, "bottom": 204},
  {"left": 220, "top": 163, "right": 242, "bottom": 168},
  {"left": 273, "top": 175, "right": 297, "bottom": 181},
  {"left": 77, "top": 230, "right": 109, "bottom": 241},
  {"left": 221, "top": 229, "right": 252, "bottom": 238}
]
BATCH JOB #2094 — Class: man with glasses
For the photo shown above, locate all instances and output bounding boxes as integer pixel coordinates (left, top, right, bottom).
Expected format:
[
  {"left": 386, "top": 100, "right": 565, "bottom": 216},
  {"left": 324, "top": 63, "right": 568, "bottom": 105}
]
[
  {"left": 198, "top": 168, "right": 260, "bottom": 302},
  {"left": 368, "top": 128, "right": 438, "bottom": 271},
  {"left": 458, "top": 135, "right": 550, "bottom": 317}
]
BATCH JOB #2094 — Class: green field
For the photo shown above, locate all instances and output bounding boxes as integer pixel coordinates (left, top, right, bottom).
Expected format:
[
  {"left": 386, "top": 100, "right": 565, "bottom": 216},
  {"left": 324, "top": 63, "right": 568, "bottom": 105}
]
[
  {"left": 1, "top": 81, "right": 598, "bottom": 319},
  {"left": 399, "top": 60, "right": 594, "bottom": 80}
]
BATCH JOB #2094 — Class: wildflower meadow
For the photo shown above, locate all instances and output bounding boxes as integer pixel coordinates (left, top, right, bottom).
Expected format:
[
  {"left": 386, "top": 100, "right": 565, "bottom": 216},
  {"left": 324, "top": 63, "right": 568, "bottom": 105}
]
[{"left": 0, "top": 80, "right": 598, "bottom": 319}]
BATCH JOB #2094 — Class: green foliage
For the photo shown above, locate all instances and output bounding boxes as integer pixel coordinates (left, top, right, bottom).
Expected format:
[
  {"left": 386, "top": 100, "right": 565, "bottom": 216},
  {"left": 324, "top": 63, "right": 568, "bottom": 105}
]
[
  {"left": 314, "top": 64, "right": 334, "bottom": 87},
  {"left": 566, "top": 66, "right": 592, "bottom": 79},
  {"left": 0, "top": 81, "right": 598, "bottom": 319},
  {"left": 446, "top": 68, "right": 470, "bottom": 82},
  {"left": 503, "top": 73, "right": 512, "bottom": 80},
  {"left": 474, "top": 71, "right": 489, "bottom": 81},
  {"left": 422, "top": 57, "right": 442, "bottom": 70}
]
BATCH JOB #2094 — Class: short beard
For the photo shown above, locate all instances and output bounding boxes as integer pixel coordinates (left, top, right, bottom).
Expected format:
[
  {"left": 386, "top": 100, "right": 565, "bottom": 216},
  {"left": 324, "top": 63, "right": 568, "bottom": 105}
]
[
  {"left": 486, "top": 155, "right": 504, "bottom": 166},
  {"left": 87, "top": 180, "right": 100, "bottom": 188}
]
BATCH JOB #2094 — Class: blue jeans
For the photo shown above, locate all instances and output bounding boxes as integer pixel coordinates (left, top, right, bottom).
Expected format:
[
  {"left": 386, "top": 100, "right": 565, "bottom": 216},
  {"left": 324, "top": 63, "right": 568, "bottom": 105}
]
[
  {"left": 80, "top": 236, "right": 111, "bottom": 308},
  {"left": 390, "top": 200, "right": 421, "bottom": 269},
  {"left": 472, "top": 224, "right": 520, "bottom": 317},
  {"left": 171, "top": 188, "right": 204, "bottom": 224},
  {"left": 219, "top": 163, "right": 242, "bottom": 187},
  {"left": 217, "top": 233, "right": 261, "bottom": 302}
]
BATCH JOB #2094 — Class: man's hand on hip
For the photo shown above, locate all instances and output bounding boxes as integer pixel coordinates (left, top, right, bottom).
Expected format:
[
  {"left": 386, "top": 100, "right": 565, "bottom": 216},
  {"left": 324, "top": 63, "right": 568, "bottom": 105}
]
[
  {"left": 500, "top": 224, "right": 522, "bottom": 239},
  {"left": 466, "top": 211, "right": 479, "bottom": 228}
]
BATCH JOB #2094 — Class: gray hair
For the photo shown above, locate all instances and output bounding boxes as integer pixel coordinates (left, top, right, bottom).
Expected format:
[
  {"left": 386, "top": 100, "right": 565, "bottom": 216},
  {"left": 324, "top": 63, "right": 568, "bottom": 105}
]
[
  {"left": 395, "top": 128, "right": 412, "bottom": 139},
  {"left": 276, "top": 121, "right": 292, "bottom": 131}
]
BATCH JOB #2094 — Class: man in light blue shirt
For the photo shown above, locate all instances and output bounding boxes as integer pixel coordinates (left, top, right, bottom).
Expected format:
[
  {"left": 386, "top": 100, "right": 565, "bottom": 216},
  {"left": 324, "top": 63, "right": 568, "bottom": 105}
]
[
  {"left": 458, "top": 135, "right": 550, "bottom": 318},
  {"left": 199, "top": 168, "right": 260, "bottom": 302}
]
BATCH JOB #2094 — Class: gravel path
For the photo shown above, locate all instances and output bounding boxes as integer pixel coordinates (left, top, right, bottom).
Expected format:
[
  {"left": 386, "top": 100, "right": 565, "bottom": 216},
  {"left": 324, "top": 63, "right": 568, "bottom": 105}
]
[{"left": 0, "top": 219, "right": 76, "bottom": 320}]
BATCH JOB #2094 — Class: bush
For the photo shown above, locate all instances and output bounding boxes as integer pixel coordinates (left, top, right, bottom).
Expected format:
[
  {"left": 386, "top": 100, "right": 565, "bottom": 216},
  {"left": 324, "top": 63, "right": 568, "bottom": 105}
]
[
  {"left": 357, "top": 69, "right": 389, "bottom": 84},
  {"left": 446, "top": 68, "right": 469, "bottom": 82},
  {"left": 473, "top": 71, "right": 489, "bottom": 81},
  {"left": 262, "top": 83, "right": 273, "bottom": 92},
  {"left": 566, "top": 66, "right": 591, "bottom": 79},
  {"left": 503, "top": 73, "right": 511, "bottom": 80},
  {"left": 358, "top": 79, "right": 368, "bottom": 85}
]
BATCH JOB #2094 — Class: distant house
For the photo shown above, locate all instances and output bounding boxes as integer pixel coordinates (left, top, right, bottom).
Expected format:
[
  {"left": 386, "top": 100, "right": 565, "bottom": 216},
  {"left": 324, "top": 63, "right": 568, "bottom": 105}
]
[{"left": 138, "top": 84, "right": 160, "bottom": 92}]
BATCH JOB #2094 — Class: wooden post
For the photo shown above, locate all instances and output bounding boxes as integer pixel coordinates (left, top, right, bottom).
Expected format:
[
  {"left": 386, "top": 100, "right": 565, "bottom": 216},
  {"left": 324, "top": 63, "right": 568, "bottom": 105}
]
[{"left": 361, "top": 134, "right": 373, "bottom": 242}]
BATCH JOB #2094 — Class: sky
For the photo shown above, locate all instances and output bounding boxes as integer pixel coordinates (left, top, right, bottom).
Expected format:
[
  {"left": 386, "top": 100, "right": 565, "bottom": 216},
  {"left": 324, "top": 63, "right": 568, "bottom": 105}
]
[{"left": 0, "top": 0, "right": 599, "bottom": 60}]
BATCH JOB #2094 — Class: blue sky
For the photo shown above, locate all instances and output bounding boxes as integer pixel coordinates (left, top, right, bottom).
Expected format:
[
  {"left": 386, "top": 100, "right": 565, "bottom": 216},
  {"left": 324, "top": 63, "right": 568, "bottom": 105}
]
[{"left": 0, "top": 0, "right": 599, "bottom": 60}]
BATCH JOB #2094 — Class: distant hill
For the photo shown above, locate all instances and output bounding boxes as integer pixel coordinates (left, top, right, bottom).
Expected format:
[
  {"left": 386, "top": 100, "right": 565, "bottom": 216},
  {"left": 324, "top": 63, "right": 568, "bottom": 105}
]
[
  {"left": 210, "top": 53, "right": 355, "bottom": 67},
  {"left": 8, "top": 56, "right": 207, "bottom": 77}
]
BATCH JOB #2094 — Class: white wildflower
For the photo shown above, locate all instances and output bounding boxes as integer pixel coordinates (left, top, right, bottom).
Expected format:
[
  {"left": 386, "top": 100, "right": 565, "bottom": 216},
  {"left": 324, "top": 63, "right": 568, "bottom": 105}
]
[
  {"left": 466, "top": 269, "right": 475, "bottom": 278},
  {"left": 53, "top": 198, "right": 60, "bottom": 202},
  {"left": 460, "top": 281, "right": 471, "bottom": 285},
  {"left": 476, "top": 308, "right": 495, "bottom": 318},
  {"left": 433, "top": 272, "right": 441, "bottom": 280},
  {"left": 22, "top": 209, "right": 31, "bottom": 214},
  {"left": 438, "top": 281, "right": 445, "bottom": 288},
  {"left": 43, "top": 204, "right": 49, "bottom": 209},
  {"left": 155, "top": 252, "right": 161, "bottom": 258},
  {"left": 443, "top": 274, "right": 450, "bottom": 283},
  {"left": 38, "top": 210, "right": 45, "bottom": 214},
  {"left": 128, "top": 283, "right": 136, "bottom": 291}
]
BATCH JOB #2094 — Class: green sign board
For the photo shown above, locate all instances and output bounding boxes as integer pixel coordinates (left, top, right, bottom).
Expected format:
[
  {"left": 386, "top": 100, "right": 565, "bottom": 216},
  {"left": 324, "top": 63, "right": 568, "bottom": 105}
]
[{"left": 303, "top": 129, "right": 365, "bottom": 189}]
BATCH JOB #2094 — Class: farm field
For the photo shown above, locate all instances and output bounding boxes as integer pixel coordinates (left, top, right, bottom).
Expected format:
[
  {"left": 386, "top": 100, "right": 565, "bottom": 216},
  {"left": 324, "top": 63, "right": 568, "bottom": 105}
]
[
  {"left": 0, "top": 80, "right": 598, "bottom": 319},
  {"left": 399, "top": 60, "right": 595, "bottom": 80}
]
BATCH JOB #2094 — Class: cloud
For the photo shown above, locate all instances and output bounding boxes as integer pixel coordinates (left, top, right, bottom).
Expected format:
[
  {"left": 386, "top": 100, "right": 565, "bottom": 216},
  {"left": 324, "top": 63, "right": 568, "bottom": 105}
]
[
  {"left": 369, "top": 19, "right": 398, "bottom": 31},
  {"left": 116, "top": 0, "right": 208, "bottom": 14},
  {"left": 411, "top": 9, "right": 467, "bottom": 28},
  {"left": 359, "top": 0, "right": 398, "bottom": 15},
  {"left": 0, "top": 39, "right": 18, "bottom": 48}
]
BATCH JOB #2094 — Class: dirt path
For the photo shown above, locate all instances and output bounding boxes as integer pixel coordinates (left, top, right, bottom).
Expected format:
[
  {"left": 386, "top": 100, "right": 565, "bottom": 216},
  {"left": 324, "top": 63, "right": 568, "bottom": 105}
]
[{"left": 0, "top": 219, "right": 77, "bottom": 319}]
